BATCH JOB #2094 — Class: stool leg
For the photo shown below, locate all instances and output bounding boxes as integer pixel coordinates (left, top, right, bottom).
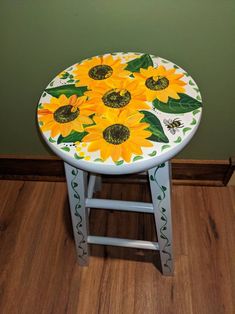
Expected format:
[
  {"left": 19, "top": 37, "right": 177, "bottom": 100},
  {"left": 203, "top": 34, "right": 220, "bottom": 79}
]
[
  {"left": 64, "top": 162, "right": 89, "bottom": 266},
  {"left": 94, "top": 175, "right": 102, "bottom": 193},
  {"left": 148, "top": 162, "right": 174, "bottom": 275}
]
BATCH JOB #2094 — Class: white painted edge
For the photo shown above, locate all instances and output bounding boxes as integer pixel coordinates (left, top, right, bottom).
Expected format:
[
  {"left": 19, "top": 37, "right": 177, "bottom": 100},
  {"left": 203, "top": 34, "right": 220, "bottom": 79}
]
[{"left": 38, "top": 109, "right": 202, "bottom": 175}]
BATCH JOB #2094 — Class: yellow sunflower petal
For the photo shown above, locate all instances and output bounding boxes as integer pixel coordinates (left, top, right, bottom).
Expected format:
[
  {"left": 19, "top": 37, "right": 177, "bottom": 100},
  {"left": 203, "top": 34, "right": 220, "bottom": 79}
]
[
  {"left": 127, "top": 100, "right": 150, "bottom": 110},
  {"left": 58, "top": 94, "right": 69, "bottom": 105},
  {"left": 83, "top": 133, "right": 102, "bottom": 142},
  {"left": 132, "top": 137, "right": 153, "bottom": 147},
  {"left": 103, "top": 54, "right": 114, "bottom": 64},
  {"left": 42, "top": 103, "right": 59, "bottom": 112},
  {"left": 60, "top": 124, "right": 72, "bottom": 137},
  {"left": 87, "top": 140, "right": 102, "bottom": 152},
  {"left": 121, "top": 143, "right": 132, "bottom": 162},
  {"left": 77, "top": 115, "right": 93, "bottom": 125},
  {"left": 130, "top": 123, "right": 150, "bottom": 130},
  {"left": 139, "top": 66, "right": 155, "bottom": 77},
  {"left": 111, "top": 145, "right": 122, "bottom": 162},
  {"left": 51, "top": 125, "right": 60, "bottom": 138},
  {"left": 124, "top": 111, "right": 144, "bottom": 125},
  {"left": 131, "top": 129, "right": 152, "bottom": 138},
  {"left": 70, "top": 120, "right": 85, "bottom": 132},
  {"left": 127, "top": 141, "right": 143, "bottom": 155},
  {"left": 155, "top": 91, "right": 169, "bottom": 103},
  {"left": 100, "top": 143, "right": 113, "bottom": 160},
  {"left": 38, "top": 114, "right": 54, "bottom": 123}
]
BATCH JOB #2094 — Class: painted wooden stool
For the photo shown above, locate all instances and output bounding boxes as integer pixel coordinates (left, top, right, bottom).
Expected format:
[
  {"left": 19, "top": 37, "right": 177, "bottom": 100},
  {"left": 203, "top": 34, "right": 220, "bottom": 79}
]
[{"left": 37, "top": 52, "right": 202, "bottom": 275}]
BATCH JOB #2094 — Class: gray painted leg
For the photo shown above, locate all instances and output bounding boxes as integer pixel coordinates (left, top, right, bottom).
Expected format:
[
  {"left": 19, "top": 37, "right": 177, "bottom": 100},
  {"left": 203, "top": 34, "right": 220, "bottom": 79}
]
[
  {"left": 148, "top": 162, "right": 174, "bottom": 275},
  {"left": 64, "top": 162, "right": 89, "bottom": 266},
  {"left": 94, "top": 175, "right": 102, "bottom": 193}
]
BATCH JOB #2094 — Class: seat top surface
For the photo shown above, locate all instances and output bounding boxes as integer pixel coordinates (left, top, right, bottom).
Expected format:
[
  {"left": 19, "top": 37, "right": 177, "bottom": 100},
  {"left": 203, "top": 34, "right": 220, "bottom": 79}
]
[{"left": 37, "top": 52, "right": 202, "bottom": 175}]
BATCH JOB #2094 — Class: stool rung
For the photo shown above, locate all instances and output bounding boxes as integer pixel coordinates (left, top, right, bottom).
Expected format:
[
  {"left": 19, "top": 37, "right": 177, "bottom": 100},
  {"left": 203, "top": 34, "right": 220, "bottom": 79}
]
[
  {"left": 88, "top": 236, "right": 159, "bottom": 250},
  {"left": 85, "top": 198, "right": 153, "bottom": 213}
]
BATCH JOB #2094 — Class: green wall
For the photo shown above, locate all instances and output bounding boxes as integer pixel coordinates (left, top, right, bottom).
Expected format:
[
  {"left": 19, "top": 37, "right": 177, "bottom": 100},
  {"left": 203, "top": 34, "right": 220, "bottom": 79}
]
[{"left": 1, "top": 0, "right": 234, "bottom": 159}]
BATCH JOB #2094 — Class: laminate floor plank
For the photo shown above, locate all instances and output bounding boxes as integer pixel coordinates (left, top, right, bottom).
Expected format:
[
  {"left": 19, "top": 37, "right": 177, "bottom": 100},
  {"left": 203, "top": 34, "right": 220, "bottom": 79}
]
[{"left": 0, "top": 180, "right": 234, "bottom": 314}]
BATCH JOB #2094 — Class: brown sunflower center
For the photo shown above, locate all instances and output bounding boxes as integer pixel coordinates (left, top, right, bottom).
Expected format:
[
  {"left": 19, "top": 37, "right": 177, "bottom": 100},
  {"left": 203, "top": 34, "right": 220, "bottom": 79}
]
[
  {"left": 103, "top": 124, "right": 130, "bottom": 145},
  {"left": 53, "top": 105, "right": 79, "bottom": 123},
  {"left": 88, "top": 65, "right": 113, "bottom": 80},
  {"left": 145, "top": 76, "right": 169, "bottom": 91},
  {"left": 102, "top": 89, "right": 131, "bottom": 108}
]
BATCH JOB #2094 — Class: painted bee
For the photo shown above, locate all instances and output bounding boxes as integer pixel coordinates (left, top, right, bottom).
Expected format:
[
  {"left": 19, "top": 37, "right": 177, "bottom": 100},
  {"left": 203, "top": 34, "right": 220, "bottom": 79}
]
[{"left": 163, "top": 118, "right": 184, "bottom": 135}]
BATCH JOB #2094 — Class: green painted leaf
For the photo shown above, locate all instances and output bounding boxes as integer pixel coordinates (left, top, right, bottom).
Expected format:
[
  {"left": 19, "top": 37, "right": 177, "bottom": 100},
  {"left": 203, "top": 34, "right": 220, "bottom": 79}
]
[
  {"left": 49, "top": 137, "right": 56, "bottom": 143},
  {"left": 61, "top": 146, "right": 70, "bottom": 152},
  {"left": 173, "top": 65, "right": 179, "bottom": 69},
  {"left": 57, "top": 130, "right": 88, "bottom": 144},
  {"left": 196, "top": 95, "right": 202, "bottom": 101},
  {"left": 183, "top": 127, "right": 191, "bottom": 135},
  {"left": 157, "top": 195, "right": 162, "bottom": 200},
  {"left": 71, "top": 169, "right": 77, "bottom": 176},
  {"left": 189, "top": 80, "right": 195, "bottom": 86},
  {"left": 94, "top": 158, "right": 104, "bottom": 162},
  {"left": 61, "top": 72, "right": 70, "bottom": 79},
  {"left": 161, "top": 144, "right": 171, "bottom": 151},
  {"left": 140, "top": 110, "right": 169, "bottom": 143},
  {"left": 161, "top": 208, "right": 166, "bottom": 212},
  {"left": 42, "top": 92, "right": 47, "bottom": 97},
  {"left": 125, "top": 54, "right": 153, "bottom": 73},
  {"left": 115, "top": 160, "right": 124, "bottom": 166},
  {"left": 174, "top": 136, "right": 182, "bottom": 143},
  {"left": 133, "top": 155, "right": 143, "bottom": 162},
  {"left": 67, "top": 79, "right": 74, "bottom": 83},
  {"left": 194, "top": 88, "right": 199, "bottom": 92},
  {"left": 74, "top": 153, "right": 84, "bottom": 160},
  {"left": 150, "top": 175, "right": 154, "bottom": 181},
  {"left": 193, "top": 109, "right": 201, "bottom": 115},
  {"left": 46, "top": 84, "right": 88, "bottom": 98},
  {"left": 162, "top": 186, "right": 167, "bottom": 191},
  {"left": 153, "top": 93, "right": 202, "bottom": 114},
  {"left": 38, "top": 103, "right": 43, "bottom": 109},
  {"left": 190, "top": 118, "right": 197, "bottom": 125},
  {"left": 148, "top": 150, "right": 157, "bottom": 157},
  {"left": 161, "top": 59, "right": 169, "bottom": 64}
]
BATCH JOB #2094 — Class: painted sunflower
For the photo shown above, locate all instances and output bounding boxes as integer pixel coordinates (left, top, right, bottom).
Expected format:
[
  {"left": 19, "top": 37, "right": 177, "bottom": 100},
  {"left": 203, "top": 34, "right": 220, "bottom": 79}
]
[
  {"left": 73, "top": 54, "right": 130, "bottom": 89},
  {"left": 38, "top": 94, "right": 95, "bottom": 138},
  {"left": 85, "top": 78, "right": 150, "bottom": 113},
  {"left": 82, "top": 109, "right": 153, "bottom": 163},
  {"left": 134, "top": 65, "right": 186, "bottom": 103}
]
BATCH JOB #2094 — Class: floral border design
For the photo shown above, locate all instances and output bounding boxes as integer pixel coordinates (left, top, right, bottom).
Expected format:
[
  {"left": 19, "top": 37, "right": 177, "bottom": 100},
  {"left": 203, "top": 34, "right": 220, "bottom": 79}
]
[
  {"left": 71, "top": 168, "right": 87, "bottom": 261},
  {"left": 150, "top": 163, "right": 172, "bottom": 273}
]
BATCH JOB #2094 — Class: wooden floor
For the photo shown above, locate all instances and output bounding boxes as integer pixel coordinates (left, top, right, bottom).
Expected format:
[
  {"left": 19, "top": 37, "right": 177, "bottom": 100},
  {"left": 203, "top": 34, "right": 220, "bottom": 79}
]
[{"left": 0, "top": 180, "right": 235, "bottom": 314}]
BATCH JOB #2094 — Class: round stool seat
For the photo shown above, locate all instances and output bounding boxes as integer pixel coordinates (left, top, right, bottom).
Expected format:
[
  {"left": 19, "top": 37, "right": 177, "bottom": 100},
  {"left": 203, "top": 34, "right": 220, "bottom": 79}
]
[{"left": 37, "top": 52, "right": 202, "bottom": 175}]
